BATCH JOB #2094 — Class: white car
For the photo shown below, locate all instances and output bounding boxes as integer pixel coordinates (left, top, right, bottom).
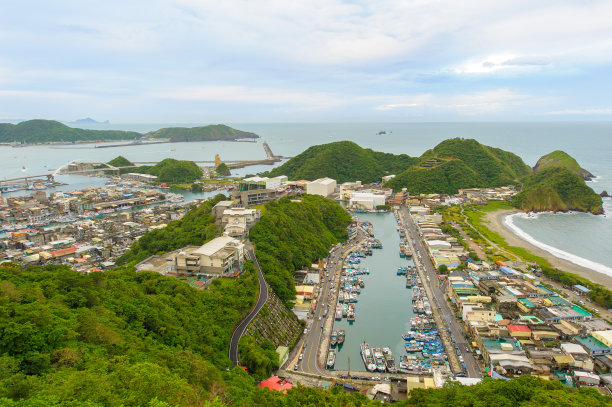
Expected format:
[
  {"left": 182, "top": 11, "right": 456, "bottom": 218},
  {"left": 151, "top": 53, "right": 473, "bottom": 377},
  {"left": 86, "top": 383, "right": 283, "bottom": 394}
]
[{"left": 299, "top": 354, "right": 303, "bottom": 360}]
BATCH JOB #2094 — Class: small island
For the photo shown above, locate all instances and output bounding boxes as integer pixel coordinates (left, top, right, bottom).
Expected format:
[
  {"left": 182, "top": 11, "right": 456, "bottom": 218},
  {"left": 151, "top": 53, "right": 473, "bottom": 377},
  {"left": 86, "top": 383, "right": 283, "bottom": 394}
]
[{"left": 0, "top": 120, "right": 259, "bottom": 144}]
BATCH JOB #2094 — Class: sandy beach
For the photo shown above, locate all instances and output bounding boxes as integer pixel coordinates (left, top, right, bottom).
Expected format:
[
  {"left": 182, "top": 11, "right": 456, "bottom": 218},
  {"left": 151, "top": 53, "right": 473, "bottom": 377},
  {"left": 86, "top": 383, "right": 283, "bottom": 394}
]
[{"left": 484, "top": 209, "right": 612, "bottom": 287}]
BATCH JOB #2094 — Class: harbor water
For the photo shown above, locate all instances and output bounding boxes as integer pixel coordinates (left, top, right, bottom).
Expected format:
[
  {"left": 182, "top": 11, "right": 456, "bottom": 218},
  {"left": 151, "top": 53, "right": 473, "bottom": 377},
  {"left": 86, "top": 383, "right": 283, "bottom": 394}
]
[{"left": 332, "top": 212, "right": 415, "bottom": 372}]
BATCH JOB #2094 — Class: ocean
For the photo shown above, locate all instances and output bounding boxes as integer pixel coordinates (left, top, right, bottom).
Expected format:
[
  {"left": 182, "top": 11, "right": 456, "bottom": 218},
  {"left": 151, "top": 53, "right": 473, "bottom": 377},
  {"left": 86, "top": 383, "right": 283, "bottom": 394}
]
[{"left": 2, "top": 122, "right": 611, "bottom": 282}]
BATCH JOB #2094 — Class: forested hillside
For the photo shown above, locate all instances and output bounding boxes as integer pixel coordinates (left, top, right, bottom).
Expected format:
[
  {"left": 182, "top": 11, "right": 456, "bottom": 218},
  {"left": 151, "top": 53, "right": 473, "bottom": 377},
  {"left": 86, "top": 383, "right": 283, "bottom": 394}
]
[
  {"left": 0, "top": 120, "right": 141, "bottom": 143},
  {"left": 267, "top": 141, "right": 416, "bottom": 183},
  {"left": 117, "top": 194, "right": 226, "bottom": 265},
  {"left": 512, "top": 167, "right": 603, "bottom": 214},
  {"left": 386, "top": 138, "right": 531, "bottom": 194},
  {"left": 146, "top": 124, "right": 258, "bottom": 142},
  {"left": 533, "top": 150, "right": 595, "bottom": 180},
  {"left": 249, "top": 194, "right": 353, "bottom": 306}
]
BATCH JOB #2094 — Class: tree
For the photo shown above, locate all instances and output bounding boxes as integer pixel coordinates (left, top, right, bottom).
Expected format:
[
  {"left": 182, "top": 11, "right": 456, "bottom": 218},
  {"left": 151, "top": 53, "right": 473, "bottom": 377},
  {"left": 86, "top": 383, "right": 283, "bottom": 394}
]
[
  {"left": 216, "top": 163, "right": 230, "bottom": 176},
  {"left": 438, "top": 264, "right": 448, "bottom": 274}
]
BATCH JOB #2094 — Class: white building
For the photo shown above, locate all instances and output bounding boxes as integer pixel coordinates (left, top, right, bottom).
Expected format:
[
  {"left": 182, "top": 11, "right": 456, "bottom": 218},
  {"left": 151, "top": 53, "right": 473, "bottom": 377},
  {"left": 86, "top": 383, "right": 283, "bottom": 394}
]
[
  {"left": 221, "top": 207, "right": 261, "bottom": 238},
  {"left": 306, "top": 178, "right": 337, "bottom": 197},
  {"left": 349, "top": 192, "right": 386, "bottom": 210},
  {"left": 242, "top": 175, "right": 287, "bottom": 190},
  {"left": 174, "top": 236, "right": 245, "bottom": 275}
]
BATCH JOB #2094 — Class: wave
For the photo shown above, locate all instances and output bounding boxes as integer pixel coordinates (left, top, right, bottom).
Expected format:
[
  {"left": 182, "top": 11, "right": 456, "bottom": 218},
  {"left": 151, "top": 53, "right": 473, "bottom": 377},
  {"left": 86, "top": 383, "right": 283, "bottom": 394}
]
[
  {"left": 586, "top": 175, "right": 601, "bottom": 183},
  {"left": 503, "top": 213, "right": 612, "bottom": 278}
]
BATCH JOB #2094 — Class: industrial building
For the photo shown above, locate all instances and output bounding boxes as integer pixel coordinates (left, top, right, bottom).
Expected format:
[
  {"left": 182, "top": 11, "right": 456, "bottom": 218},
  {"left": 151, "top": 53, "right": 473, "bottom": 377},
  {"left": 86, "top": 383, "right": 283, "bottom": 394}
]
[{"left": 306, "top": 177, "right": 337, "bottom": 197}]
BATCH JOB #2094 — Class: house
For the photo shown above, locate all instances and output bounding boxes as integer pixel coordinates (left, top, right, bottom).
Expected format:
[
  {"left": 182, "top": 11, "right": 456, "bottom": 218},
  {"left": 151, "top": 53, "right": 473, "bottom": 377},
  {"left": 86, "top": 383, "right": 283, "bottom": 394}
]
[
  {"left": 257, "top": 376, "right": 294, "bottom": 393},
  {"left": 174, "top": 236, "right": 245, "bottom": 275},
  {"left": 221, "top": 207, "right": 261, "bottom": 238}
]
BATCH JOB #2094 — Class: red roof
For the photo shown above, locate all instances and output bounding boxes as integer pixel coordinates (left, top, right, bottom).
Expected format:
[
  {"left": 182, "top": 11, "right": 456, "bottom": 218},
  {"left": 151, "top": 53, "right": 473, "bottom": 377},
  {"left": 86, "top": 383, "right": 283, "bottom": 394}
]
[
  {"left": 257, "top": 376, "right": 294, "bottom": 393},
  {"left": 496, "top": 261, "right": 508, "bottom": 267},
  {"left": 507, "top": 324, "right": 531, "bottom": 333},
  {"left": 50, "top": 246, "right": 76, "bottom": 258}
]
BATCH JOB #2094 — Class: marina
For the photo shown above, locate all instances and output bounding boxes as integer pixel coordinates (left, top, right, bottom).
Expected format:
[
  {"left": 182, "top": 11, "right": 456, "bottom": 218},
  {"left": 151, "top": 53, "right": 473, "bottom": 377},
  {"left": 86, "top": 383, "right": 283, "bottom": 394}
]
[{"left": 327, "top": 211, "right": 451, "bottom": 375}]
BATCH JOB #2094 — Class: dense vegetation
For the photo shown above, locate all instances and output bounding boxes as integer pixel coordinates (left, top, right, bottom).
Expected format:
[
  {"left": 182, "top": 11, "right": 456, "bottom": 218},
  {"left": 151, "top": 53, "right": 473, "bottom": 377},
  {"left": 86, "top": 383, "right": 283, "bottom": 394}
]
[
  {"left": 147, "top": 124, "right": 259, "bottom": 142},
  {"left": 0, "top": 262, "right": 258, "bottom": 406},
  {"left": 0, "top": 120, "right": 258, "bottom": 144},
  {"left": 512, "top": 167, "right": 602, "bottom": 214},
  {"left": 130, "top": 158, "right": 204, "bottom": 183},
  {"left": 216, "top": 163, "right": 231, "bottom": 176},
  {"left": 386, "top": 138, "right": 531, "bottom": 194},
  {"left": 267, "top": 141, "right": 417, "bottom": 183},
  {"left": 0, "top": 120, "right": 141, "bottom": 143},
  {"left": 107, "top": 155, "right": 134, "bottom": 167},
  {"left": 405, "top": 375, "right": 609, "bottom": 407},
  {"left": 117, "top": 194, "right": 226, "bottom": 265},
  {"left": 249, "top": 195, "right": 352, "bottom": 306},
  {"left": 533, "top": 150, "right": 595, "bottom": 180}
]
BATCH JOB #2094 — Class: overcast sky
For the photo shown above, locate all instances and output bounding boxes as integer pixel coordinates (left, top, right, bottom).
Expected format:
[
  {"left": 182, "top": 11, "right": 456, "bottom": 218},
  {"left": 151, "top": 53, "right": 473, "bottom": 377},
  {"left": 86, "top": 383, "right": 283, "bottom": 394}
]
[{"left": 2, "top": 0, "right": 612, "bottom": 122}]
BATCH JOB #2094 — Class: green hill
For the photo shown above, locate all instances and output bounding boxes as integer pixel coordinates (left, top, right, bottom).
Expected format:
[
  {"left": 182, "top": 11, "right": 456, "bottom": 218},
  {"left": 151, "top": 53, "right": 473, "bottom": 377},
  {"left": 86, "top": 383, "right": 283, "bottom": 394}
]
[
  {"left": 0, "top": 120, "right": 140, "bottom": 143},
  {"left": 267, "top": 140, "right": 417, "bottom": 183},
  {"left": 249, "top": 194, "right": 352, "bottom": 306},
  {"left": 533, "top": 150, "right": 595, "bottom": 180},
  {"left": 386, "top": 138, "right": 531, "bottom": 194},
  {"left": 129, "top": 158, "right": 203, "bottom": 183},
  {"left": 147, "top": 124, "right": 259, "bottom": 142},
  {"left": 512, "top": 167, "right": 603, "bottom": 214},
  {"left": 0, "top": 120, "right": 259, "bottom": 144}
]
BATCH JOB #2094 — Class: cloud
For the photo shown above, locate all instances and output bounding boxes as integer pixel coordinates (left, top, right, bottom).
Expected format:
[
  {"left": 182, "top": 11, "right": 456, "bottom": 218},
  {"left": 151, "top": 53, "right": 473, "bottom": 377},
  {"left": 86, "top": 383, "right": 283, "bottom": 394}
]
[
  {"left": 151, "top": 85, "right": 345, "bottom": 110},
  {"left": 547, "top": 108, "right": 612, "bottom": 116},
  {"left": 373, "top": 89, "right": 546, "bottom": 115},
  {"left": 453, "top": 54, "right": 552, "bottom": 75}
]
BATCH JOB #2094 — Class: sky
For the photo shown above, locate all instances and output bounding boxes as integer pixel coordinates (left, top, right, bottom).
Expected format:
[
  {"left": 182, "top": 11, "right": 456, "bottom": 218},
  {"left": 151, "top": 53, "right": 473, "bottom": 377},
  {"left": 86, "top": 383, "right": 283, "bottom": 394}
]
[{"left": 2, "top": 0, "right": 612, "bottom": 122}]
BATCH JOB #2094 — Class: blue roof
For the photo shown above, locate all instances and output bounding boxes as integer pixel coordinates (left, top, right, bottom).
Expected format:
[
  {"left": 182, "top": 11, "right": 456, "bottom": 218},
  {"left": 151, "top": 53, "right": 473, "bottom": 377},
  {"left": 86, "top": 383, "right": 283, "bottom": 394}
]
[{"left": 573, "top": 284, "right": 591, "bottom": 293}]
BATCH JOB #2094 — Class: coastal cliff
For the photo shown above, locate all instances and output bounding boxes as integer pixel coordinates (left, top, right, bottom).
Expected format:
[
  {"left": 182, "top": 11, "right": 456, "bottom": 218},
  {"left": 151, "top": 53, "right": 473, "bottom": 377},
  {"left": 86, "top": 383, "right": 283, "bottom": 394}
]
[{"left": 511, "top": 167, "right": 603, "bottom": 214}]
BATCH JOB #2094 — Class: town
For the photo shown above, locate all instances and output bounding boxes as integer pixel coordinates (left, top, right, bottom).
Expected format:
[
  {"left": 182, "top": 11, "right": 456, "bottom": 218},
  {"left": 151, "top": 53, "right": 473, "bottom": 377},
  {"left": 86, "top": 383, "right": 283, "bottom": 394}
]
[{"left": 1, "top": 172, "right": 612, "bottom": 401}]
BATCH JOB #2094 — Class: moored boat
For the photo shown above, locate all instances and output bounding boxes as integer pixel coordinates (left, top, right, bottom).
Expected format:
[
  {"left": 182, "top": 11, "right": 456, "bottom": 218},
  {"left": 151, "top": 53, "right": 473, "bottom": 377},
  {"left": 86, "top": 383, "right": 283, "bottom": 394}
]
[
  {"left": 337, "top": 330, "right": 345, "bottom": 344},
  {"left": 326, "top": 350, "right": 335, "bottom": 369},
  {"left": 330, "top": 331, "right": 338, "bottom": 346},
  {"left": 360, "top": 343, "right": 377, "bottom": 372}
]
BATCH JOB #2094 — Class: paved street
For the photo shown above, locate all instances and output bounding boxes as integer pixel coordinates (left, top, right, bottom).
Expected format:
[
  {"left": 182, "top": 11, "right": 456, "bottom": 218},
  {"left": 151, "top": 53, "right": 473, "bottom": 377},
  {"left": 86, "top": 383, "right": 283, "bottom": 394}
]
[
  {"left": 228, "top": 249, "right": 269, "bottom": 366},
  {"left": 294, "top": 225, "right": 367, "bottom": 376},
  {"left": 399, "top": 207, "right": 482, "bottom": 378}
]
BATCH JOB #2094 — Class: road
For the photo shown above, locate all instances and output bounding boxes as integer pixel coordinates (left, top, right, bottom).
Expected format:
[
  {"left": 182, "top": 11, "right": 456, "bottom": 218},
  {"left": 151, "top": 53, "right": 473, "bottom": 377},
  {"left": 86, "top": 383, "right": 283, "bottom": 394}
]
[
  {"left": 297, "top": 226, "right": 367, "bottom": 376},
  {"left": 400, "top": 207, "right": 482, "bottom": 378},
  {"left": 228, "top": 249, "right": 269, "bottom": 366}
]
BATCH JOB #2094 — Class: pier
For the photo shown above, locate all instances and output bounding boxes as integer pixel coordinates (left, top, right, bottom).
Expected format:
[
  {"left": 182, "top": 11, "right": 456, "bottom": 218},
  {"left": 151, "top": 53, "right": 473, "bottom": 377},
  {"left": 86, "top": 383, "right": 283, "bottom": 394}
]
[{"left": 4, "top": 142, "right": 284, "bottom": 186}]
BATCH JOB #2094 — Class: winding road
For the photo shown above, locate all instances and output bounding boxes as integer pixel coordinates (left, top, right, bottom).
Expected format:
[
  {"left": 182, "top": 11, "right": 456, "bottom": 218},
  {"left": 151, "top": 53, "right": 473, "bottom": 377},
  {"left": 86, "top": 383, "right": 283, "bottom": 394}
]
[{"left": 228, "top": 249, "right": 269, "bottom": 366}]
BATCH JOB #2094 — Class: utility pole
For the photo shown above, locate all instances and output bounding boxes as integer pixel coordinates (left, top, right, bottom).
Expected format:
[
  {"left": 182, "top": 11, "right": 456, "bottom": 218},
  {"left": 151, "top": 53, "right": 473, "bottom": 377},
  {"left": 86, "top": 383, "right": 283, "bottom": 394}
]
[{"left": 348, "top": 356, "right": 351, "bottom": 383}]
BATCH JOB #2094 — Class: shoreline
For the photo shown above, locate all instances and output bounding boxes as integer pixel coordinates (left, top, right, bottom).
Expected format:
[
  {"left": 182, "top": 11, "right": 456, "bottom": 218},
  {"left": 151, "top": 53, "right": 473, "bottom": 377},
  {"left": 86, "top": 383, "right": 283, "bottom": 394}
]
[{"left": 484, "top": 209, "right": 612, "bottom": 287}]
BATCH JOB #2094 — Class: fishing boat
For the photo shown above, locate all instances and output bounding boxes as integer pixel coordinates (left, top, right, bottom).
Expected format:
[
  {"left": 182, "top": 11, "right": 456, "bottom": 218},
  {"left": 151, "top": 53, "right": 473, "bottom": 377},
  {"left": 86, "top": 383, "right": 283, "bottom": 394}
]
[
  {"left": 326, "top": 350, "right": 335, "bottom": 369},
  {"left": 360, "top": 343, "right": 377, "bottom": 372},
  {"left": 337, "top": 330, "right": 345, "bottom": 344},
  {"left": 383, "top": 347, "right": 396, "bottom": 373},
  {"left": 342, "top": 304, "right": 348, "bottom": 317},
  {"left": 372, "top": 347, "right": 386, "bottom": 372},
  {"left": 335, "top": 305, "right": 343, "bottom": 320},
  {"left": 405, "top": 341, "right": 423, "bottom": 352},
  {"left": 330, "top": 331, "right": 338, "bottom": 346}
]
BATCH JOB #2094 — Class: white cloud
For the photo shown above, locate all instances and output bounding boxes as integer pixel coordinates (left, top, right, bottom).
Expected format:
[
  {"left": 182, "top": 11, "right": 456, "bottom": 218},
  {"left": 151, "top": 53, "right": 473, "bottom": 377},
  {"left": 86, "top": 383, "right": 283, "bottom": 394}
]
[
  {"left": 373, "top": 89, "right": 546, "bottom": 115},
  {"left": 547, "top": 108, "right": 612, "bottom": 116},
  {"left": 151, "top": 85, "right": 345, "bottom": 110}
]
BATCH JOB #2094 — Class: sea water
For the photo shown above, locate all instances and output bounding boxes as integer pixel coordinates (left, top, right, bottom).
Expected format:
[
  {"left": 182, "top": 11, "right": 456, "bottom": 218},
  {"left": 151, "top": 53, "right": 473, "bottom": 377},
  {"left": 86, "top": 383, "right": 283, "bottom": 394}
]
[{"left": 2, "top": 122, "right": 611, "bottom": 281}]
